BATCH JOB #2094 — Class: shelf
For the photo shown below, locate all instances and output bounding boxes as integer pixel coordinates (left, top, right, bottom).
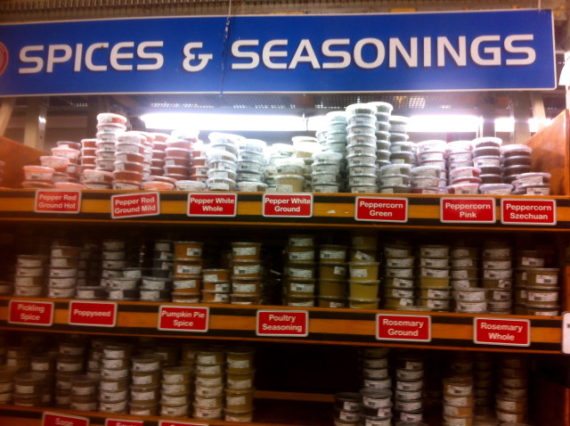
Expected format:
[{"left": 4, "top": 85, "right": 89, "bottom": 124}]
[
  {"left": 0, "top": 297, "right": 561, "bottom": 354},
  {"left": 0, "top": 189, "right": 567, "bottom": 231},
  {"left": 0, "top": 400, "right": 332, "bottom": 426}
]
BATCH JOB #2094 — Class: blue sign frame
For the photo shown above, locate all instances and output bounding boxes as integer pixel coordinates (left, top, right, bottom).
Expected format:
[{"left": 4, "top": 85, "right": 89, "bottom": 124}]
[{"left": 0, "top": 9, "right": 556, "bottom": 96}]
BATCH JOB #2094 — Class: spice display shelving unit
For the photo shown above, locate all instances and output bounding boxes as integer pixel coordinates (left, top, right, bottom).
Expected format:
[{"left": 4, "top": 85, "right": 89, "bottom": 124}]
[{"left": 0, "top": 111, "right": 569, "bottom": 425}]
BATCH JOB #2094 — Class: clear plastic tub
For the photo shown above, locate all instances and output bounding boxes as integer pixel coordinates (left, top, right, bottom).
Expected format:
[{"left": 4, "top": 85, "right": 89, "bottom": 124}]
[
  {"left": 347, "top": 144, "right": 376, "bottom": 156},
  {"left": 411, "top": 166, "right": 445, "bottom": 178},
  {"left": 52, "top": 146, "right": 80, "bottom": 161},
  {"left": 347, "top": 124, "right": 375, "bottom": 136},
  {"left": 390, "top": 141, "right": 415, "bottom": 153},
  {"left": 275, "top": 174, "right": 304, "bottom": 192},
  {"left": 500, "top": 144, "right": 532, "bottom": 157},
  {"left": 347, "top": 154, "right": 376, "bottom": 167},
  {"left": 23, "top": 166, "right": 54, "bottom": 181},
  {"left": 379, "top": 174, "right": 411, "bottom": 187},
  {"left": 40, "top": 156, "right": 69, "bottom": 171},
  {"left": 479, "top": 184, "right": 513, "bottom": 195},
  {"left": 97, "top": 113, "right": 128, "bottom": 125},
  {"left": 367, "top": 101, "right": 393, "bottom": 114},
  {"left": 275, "top": 158, "right": 305, "bottom": 175},
  {"left": 472, "top": 137, "right": 502, "bottom": 148},
  {"left": 348, "top": 114, "right": 376, "bottom": 127},
  {"left": 347, "top": 133, "right": 376, "bottom": 146},
  {"left": 447, "top": 183, "right": 479, "bottom": 195},
  {"left": 346, "top": 103, "right": 376, "bottom": 115}
]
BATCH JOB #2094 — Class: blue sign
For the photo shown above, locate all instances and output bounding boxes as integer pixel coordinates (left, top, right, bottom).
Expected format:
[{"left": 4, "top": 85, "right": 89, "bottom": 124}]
[{"left": 0, "top": 10, "right": 556, "bottom": 95}]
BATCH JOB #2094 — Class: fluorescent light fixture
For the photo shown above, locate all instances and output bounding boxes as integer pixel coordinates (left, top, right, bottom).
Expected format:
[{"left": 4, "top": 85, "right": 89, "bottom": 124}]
[
  {"left": 407, "top": 114, "right": 482, "bottom": 133},
  {"left": 495, "top": 117, "right": 552, "bottom": 133},
  {"left": 307, "top": 115, "right": 327, "bottom": 132},
  {"left": 140, "top": 112, "right": 307, "bottom": 132}
]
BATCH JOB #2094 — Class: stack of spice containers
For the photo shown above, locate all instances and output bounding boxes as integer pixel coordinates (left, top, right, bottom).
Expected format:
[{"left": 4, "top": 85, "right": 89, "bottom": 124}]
[
  {"left": 384, "top": 242, "right": 415, "bottom": 310},
  {"left": 378, "top": 162, "right": 412, "bottom": 194},
  {"left": 208, "top": 132, "right": 239, "bottom": 191},
  {"left": 30, "top": 351, "right": 54, "bottom": 407},
  {"left": 473, "top": 353, "right": 494, "bottom": 417},
  {"left": 51, "top": 142, "right": 81, "bottom": 185},
  {"left": 231, "top": 241, "right": 263, "bottom": 304},
  {"left": 202, "top": 268, "right": 231, "bottom": 304},
  {"left": 496, "top": 357, "right": 528, "bottom": 424},
  {"left": 189, "top": 142, "right": 209, "bottom": 184},
  {"left": 442, "top": 368, "right": 474, "bottom": 425},
  {"left": 293, "top": 137, "right": 318, "bottom": 193},
  {"left": 348, "top": 254, "right": 380, "bottom": 309},
  {"left": 501, "top": 144, "right": 532, "bottom": 185},
  {"left": 99, "top": 343, "right": 130, "bottom": 414},
  {"left": 236, "top": 139, "right": 267, "bottom": 191},
  {"left": 369, "top": 101, "right": 392, "bottom": 165},
  {"left": 515, "top": 249, "right": 560, "bottom": 315},
  {"left": 15, "top": 254, "right": 46, "bottom": 297},
  {"left": 160, "top": 365, "right": 192, "bottom": 417},
  {"left": 103, "top": 239, "right": 138, "bottom": 302},
  {"left": 85, "top": 339, "right": 102, "bottom": 381},
  {"left": 194, "top": 348, "right": 225, "bottom": 420},
  {"left": 55, "top": 341, "right": 85, "bottom": 410},
  {"left": 418, "top": 245, "right": 451, "bottom": 311},
  {"left": 481, "top": 242, "right": 512, "bottom": 314},
  {"left": 334, "top": 392, "right": 362, "bottom": 425},
  {"left": 70, "top": 375, "right": 98, "bottom": 411},
  {"left": 264, "top": 143, "right": 294, "bottom": 190},
  {"left": 150, "top": 133, "right": 168, "bottom": 177},
  {"left": 318, "top": 243, "right": 348, "bottom": 308},
  {"left": 77, "top": 242, "right": 100, "bottom": 288},
  {"left": 360, "top": 348, "right": 393, "bottom": 425},
  {"left": 450, "top": 245, "right": 479, "bottom": 289},
  {"left": 139, "top": 240, "right": 171, "bottom": 303},
  {"left": 166, "top": 130, "right": 199, "bottom": 182},
  {"left": 47, "top": 242, "right": 81, "bottom": 299},
  {"left": 325, "top": 111, "right": 348, "bottom": 155},
  {"left": 130, "top": 354, "right": 161, "bottom": 416},
  {"left": 96, "top": 113, "right": 127, "bottom": 174},
  {"left": 113, "top": 131, "right": 146, "bottom": 190},
  {"left": 311, "top": 151, "right": 344, "bottom": 193},
  {"left": 472, "top": 136, "right": 502, "bottom": 186},
  {"left": 274, "top": 156, "right": 306, "bottom": 192},
  {"left": 225, "top": 347, "right": 255, "bottom": 422},
  {"left": 394, "top": 354, "right": 424, "bottom": 423},
  {"left": 346, "top": 103, "right": 378, "bottom": 194},
  {"left": 389, "top": 115, "right": 410, "bottom": 144},
  {"left": 13, "top": 371, "right": 47, "bottom": 408},
  {"left": 172, "top": 241, "right": 202, "bottom": 303},
  {"left": 285, "top": 234, "right": 316, "bottom": 306},
  {"left": 411, "top": 140, "right": 447, "bottom": 194},
  {"left": 512, "top": 172, "right": 551, "bottom": 195},
  {"left": 285, "top": 235, "right": 316, "bottom": 307},
  {"left": 445, "top": 140, "right": 474, "bottom": 194}
]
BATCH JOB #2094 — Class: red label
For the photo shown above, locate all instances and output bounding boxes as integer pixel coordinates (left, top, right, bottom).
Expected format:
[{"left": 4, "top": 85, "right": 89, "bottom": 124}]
[
  {"left": 474, "top": 318, "right": 530, "bottom": 347},
  {"left": 501, "top": 198, "right": 556, "bottom": 225},
  {"left": 68, "top": 301, "right": 117, "bottom": 327},
  {"left": 158, "top": 305, "right": 209, "bottom": 333},
  {"left": 35, "top": 190, "right": 81, "bottom": 214},
  {"left": 376, "top": 314, "right": 431, "bottom": 342},
  {"left": 262, "top": 194, "right": 313, "bottom": 218},
  {"left": 8, "top": 300, "right": 54, "bottom": 326},
  {"left": 441, "top": 198, "right": 496, "bottom": 223},
  {"left": 159, "top": 421, "right": 207, "bottom": 426},
  {"left": 188, "top": 193, "right": 237, "bottom": 217},
  {"left": 106, "top": 420, "right": 143, "bottom": 426},
  {"left": 256, "top": 310, "right": 309, "bottom": 337},
  {"left": 355, "top": 197, "right": 408, "bottom": 222},
  {"left": 111, "top": 192, "right": 160, "bottom": 219},
  {"left": 43, "top": 412, "right": 89, "bottom": 426}
]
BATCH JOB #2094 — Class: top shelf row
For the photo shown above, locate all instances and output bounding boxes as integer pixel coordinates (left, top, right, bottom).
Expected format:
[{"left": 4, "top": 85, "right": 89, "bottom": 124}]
[{"left": 0, "top": 189, "right": 566, "bottom": 232}]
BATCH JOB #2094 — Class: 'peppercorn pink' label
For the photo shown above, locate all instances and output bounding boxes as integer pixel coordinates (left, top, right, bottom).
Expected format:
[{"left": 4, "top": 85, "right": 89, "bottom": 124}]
[{"left": 441, "top": 198, "right": 496, "bottom": 223}]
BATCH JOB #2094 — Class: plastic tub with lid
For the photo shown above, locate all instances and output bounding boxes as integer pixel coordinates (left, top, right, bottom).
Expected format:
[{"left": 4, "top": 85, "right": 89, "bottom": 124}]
[
  {"left": 390, "top": 152, "right": 415, "bottom": 164},
  {"left": 97, "top": 113, "right": 127, "bottom": 125},
  {"left": 479, "top": 184, "right": 513, "bottom": 195},
  {"left": 347, "top": 124, "right": 376, "bottom": 137}
]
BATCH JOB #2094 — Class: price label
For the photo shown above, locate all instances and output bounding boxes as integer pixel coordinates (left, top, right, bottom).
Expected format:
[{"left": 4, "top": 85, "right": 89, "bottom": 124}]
[
  {"left": 8, "top": 300, "right": 54, "bottom": 326},
  {"left": 159, "top": 421, "right": 207, "bottom": 426},
  {"left": 376, "top": 314, "right": 431, "bottom": 342},
  {"left": 188, "top": 193, "right": 237, "bottom": 217},
  {"left": 355, "top": 197, "right": 408, "bottom": 222},
  {"left": 158, "top": 305, "right": 209, "bottom": 333},
  {"left": 111, "top": 192, "right": 160, "bottom": 219},
  {"left": 256, "top": 310, "right": 309, "bottom": 337},
  {"left": 68, "top": 301, "right": 117, "bottom": 327},
  {"left": 106, "top": 420, "right": 144, "bottom": 426},
  {"left": 474, "top": 318, "right": 530, "bottom": 347},
  {"left": 440, "top": 197, "right": 496, "bottom": 223},
  {"left": 501, "top": 198, "right": 556, "bottom": 226},
  {"left": 43, "top": 412, "right": 89, "bottom": 426},
  {"left": 262, "top": 194, "right": 313, "bottom": 218},
  {"left": 35, "top": 190, "right": 81, "bottom": 214}
]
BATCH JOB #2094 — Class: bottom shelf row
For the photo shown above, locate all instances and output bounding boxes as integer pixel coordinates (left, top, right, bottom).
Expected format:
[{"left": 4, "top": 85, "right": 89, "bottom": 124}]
[{"left": 0, "top": 332, "right": 564, "bottom": 426}]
